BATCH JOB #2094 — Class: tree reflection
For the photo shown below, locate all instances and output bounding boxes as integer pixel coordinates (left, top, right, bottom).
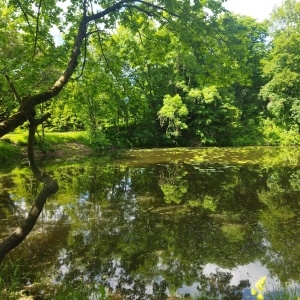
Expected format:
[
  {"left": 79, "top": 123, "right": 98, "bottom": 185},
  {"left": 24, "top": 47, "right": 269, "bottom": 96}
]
[
  {"left": 1, "top": 153, "right": 300, "bottom": 297},
  {"left": 38, "top": 162, "right": 264, "bottom": 299},
  {"left": 0, "top": 118, "right": 58, "bottom": 263},
  {"left": 159, "top": 162, "right": 188, "bottom": 204},
  {"left": 0, "top": 190, "right": 16, "bottom": 220},
  {"left": 197, "top": 270, "right": 250, "bottom": 300},
  {"left": 259, "top": 168, "right": 300, "bottom": 283}
]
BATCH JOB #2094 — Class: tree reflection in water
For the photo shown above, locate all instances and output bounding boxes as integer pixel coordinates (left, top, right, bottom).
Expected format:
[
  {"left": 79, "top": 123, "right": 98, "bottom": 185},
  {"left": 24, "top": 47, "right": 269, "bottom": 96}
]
[{"left": 0, "top": 147, "right": 300, "bottom": 298}]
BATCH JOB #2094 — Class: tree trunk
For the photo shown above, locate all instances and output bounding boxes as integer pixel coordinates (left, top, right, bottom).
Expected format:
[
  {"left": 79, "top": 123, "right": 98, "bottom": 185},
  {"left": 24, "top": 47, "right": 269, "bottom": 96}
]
[{"left": 0, "top": 116, "right": 58, "bottom": 264}]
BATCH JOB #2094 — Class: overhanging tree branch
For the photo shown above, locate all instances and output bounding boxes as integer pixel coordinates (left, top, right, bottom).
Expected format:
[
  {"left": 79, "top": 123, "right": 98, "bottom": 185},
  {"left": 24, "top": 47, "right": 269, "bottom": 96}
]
[{"left": 0, "top": 0, "right": 181, "bottom": 139}]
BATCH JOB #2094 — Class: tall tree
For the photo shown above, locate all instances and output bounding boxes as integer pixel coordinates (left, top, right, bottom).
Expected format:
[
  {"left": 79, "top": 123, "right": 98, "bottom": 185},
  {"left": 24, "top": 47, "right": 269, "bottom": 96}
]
[
  {"left": 260, "top": 0, "right": 300, "bottom": 130},
  {"left": 0, "top": 0, "right": 227, "bottom": 262}
]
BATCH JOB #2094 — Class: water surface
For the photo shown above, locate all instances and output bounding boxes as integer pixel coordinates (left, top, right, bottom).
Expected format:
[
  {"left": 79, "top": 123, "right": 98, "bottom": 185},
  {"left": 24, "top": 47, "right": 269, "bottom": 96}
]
[{"left": 1, "top": 147, "right": 300, "bottom": 299}]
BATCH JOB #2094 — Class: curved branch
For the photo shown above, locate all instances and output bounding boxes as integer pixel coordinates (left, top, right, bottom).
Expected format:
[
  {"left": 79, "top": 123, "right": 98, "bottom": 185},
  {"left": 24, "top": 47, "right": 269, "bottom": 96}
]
[
  {"left": 4, "top": 74, "right": 22, "bottom": 104},
  {"left": 74, "top": 34, "right": 88, "bottom": 80},
  {"left": 16, "top": 0, "right": 36, "bottom": 24},
  {"left": 0, "top": 115, "right": 58, "bottom": 264},
  {"left": 33, "top": 0, "right": 43, "bottom": 58},
  {"left": 0, "top": 0, "right": 181, "bottom": 138},
  {"left": 134, "top": 0, "right": 179, "bottom": 17}
]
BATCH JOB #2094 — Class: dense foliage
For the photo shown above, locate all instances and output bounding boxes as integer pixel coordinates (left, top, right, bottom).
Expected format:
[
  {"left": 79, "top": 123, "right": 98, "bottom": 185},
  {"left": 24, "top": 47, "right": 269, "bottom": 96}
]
[
  {"left": 0, "top": 0, "right": 299, "bottom": 147},
  {"left": 1, "top": 0, "right": 300, "bottom": 295}
]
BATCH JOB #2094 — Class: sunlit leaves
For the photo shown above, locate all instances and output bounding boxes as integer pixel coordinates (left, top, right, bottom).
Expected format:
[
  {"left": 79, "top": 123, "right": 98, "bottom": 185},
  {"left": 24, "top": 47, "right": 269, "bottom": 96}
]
[
  {"left": 1, "top": 0, "right": 271, "bottom": 147},
  {"left": 260, "top": 0, "right": 300, "bottom": 129},
  {"left": 158, "top": 94, "right": 188, "bottom": 138},
  {"left": 185, "top": 86, "right": 240, "bottom": 145}
]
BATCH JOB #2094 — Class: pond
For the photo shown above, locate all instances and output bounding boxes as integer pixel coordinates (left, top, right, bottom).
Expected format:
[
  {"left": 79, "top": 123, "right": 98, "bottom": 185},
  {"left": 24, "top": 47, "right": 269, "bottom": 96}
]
[{"left": 1, "top": 147, "right": 300, "bottom": 299}]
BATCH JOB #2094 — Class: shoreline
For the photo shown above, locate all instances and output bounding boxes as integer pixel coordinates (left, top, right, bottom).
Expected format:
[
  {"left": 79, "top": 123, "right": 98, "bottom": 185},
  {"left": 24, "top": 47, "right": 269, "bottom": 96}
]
[{"left": 0, "top": 140, "right": 94, "bottom": 165}]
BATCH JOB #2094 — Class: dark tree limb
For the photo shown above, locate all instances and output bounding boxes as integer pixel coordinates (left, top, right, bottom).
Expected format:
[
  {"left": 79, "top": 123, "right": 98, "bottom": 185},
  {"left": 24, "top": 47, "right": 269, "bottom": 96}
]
[
  {"left": 0, "top": 0, "right": 184, "bottom": 264},
  {"left": 0, "top": 114, "right": 58, "bottom": 264},
  {"left": 33, "top": 0, "right": 43, "bottom": 57},
  {"left": 0, "top": 0, "right": 182, "bottom": 260},
  {"left": 0, "top": 0, "right": 181, "bottom": 139},
  {"left": 4, "top": 74, "right": 22, "bottom": 104}
]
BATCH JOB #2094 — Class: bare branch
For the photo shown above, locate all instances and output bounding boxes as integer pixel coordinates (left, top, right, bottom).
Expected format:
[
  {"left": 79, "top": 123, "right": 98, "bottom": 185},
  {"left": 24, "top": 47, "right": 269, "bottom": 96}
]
[
  {"left": 135, "top": 0, "right": 179, "bottom": 17},
  {"left": 4, "top": 74, "right": 22, "bottom": 104},
  {"left": 86, "top": 29, "right": 105, "bottom": 36},
  {"left": 75, "top": 34, "right": 88, "bottom": 80},
  {"left": 16, "top": 0, "right": 36, "bottom": 23},
  {"left": 86, "top": 0, "right": 178, "bottom": 22},
  {"left": 33, "top": 0, "right": 43, "bottom": 58},
  {"left": 124, "top": 4, "right": 155, "bottom": 17}
]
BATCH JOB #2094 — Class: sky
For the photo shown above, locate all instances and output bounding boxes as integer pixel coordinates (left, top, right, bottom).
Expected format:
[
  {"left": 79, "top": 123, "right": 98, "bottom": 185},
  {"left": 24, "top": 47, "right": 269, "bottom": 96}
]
[
  {"left": 51, "top": 0, "right": 285, "bottom": 43},
  {"left": 223, "top": 0, "right": 284, "bottom": 21}
]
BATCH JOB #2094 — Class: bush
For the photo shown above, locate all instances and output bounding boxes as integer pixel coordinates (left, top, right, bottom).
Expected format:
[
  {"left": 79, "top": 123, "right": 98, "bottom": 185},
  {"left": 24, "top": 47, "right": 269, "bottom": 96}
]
[
  {"left": 260, "top": 119, "right": 300, "bottom": 145},
  {"left": 88, "top": 130, "right": 112, "bottom": 151}
]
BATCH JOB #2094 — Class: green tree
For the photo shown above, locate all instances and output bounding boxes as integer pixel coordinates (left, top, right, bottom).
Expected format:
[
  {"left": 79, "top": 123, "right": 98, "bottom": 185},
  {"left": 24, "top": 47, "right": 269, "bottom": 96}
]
[
  {"left": 185, "top": 86, "right": 240, "bottom": 145},
  {"left": 227, "top": 16, "right": 268, "bottom": 145},
  {"left": 0, "top": 0, "right": 229, "bottom": 262},
  {"left": 158, "top": 94, "right": 188, "bottom": 138},
  {"left": 260, "top": 0, "right": 300, "bottom": 138},
  {"left": 155, "top": 13, "right": 268, "bottom": 146}
]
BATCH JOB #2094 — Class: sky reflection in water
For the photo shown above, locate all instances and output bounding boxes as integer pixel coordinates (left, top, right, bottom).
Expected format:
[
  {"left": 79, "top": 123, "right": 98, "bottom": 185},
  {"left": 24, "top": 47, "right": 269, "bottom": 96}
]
[{"left": 0, "top": 147, "right": 300, "bottom": 299}]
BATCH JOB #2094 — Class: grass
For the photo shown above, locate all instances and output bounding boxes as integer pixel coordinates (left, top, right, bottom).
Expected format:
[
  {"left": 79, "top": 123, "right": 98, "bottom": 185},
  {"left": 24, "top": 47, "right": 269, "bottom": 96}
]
[
  {"left": 264, "top": 286, "right": 300, "bottom": 300},
  {"left": 0, "top": 141, "right": 21, "bottom": 164},
  {"left": 33, "top": 131, "right": 90, "bottom": 152},
  {"left": 0, "top": 131, "right": 90, "bottom": 156},
  {"left": 39, "top": 131, "right": 89, "bottom": 144},
  {"left": 0, "top": 260, "right": 107, "bottom": 300},
  {"left": 53, "top": 284, "right": 107, "bottom": 300},
  {"left": 0, "top": 258, "right": 30, "bottom": 299},
  {"left": 4, "top": 131, "right": 89, "bottom": 145},
  {"left": 0, "top": 259, "right": 22, "bottom": 292},
  {"left": 0, "top": 131, "right": 92, "bottom": 164}
]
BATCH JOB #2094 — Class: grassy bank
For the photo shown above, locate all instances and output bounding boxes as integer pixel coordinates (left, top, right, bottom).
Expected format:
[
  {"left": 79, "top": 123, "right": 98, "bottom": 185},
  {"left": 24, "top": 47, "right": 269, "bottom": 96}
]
[
  {"left": 0, "top": 131, "right": 91, "bottom": 164},
  {"left": 0, "top": 141, "right": 22, "bottom": 164},
  {"left": 3, "top": 131, "right": 89, "bottom": 146}
]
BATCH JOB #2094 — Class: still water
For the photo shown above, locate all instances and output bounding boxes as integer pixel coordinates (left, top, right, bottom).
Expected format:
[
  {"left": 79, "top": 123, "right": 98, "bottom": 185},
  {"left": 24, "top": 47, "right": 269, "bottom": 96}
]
[{"left": 1, "top": 147, "right": 300, "bottom": 299}]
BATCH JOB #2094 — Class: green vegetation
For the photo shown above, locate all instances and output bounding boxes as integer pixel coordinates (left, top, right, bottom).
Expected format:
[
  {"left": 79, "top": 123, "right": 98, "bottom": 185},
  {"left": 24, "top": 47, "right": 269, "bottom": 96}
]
[
  {"left": 1, "top": 148, "right": 299, "bottom": 299},
  {"left": 251, "top": 276, "right": 300, "bottom": 300},
  {"left": 32, "top": 131, "right": 90, "bottom": 152},
  {"left": 0, "top": 141, "right": 21, "bottom": 164},
  {"left": 52, "top": 283, "right": 107, "bottom": 300},
  {"left": 0, "top": 259, "right": 27, "bottom": 299},
  {"left": 1, "top": 0, "right": 300, "bottom": 149},
  {"left": 4, "top": 131, "right": 88, "bottom": 146},
  {"left": 265, "top": 287, "right": 300, "bottom": 300},
  {"left": 1, "top": 0, "right": 300, "bottom": 298},
  {"left": 0, "top": 131, "right": 90, "bottom": 158}
]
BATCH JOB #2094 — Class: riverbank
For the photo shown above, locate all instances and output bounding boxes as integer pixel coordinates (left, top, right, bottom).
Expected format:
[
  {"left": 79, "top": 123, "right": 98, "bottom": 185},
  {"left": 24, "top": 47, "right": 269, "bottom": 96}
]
[{"left": 0, "top": 131, "right": 93, "bottom": 164}]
